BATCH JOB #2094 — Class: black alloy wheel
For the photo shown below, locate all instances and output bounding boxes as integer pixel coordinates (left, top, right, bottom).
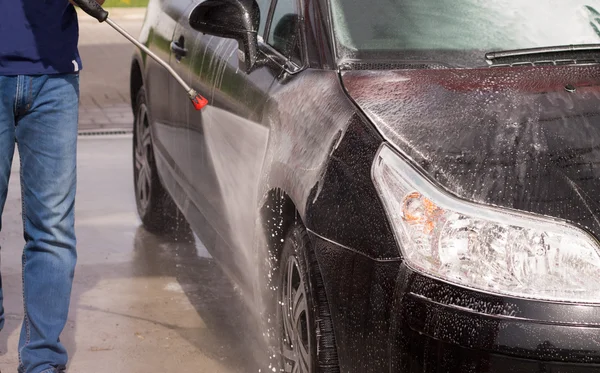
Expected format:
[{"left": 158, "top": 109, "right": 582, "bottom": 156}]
[
  {"left": 281, "top": 253, "right": 312, "bottom": 372},
  {"left": 134, "top": 89, "right": 153, "bottom": 217},
  {"left": 277, "top": 224, "right": 340, "bottom": 373}
]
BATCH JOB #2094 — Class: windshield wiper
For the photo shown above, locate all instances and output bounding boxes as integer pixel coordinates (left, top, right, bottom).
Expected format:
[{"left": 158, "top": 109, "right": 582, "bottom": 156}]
[{"left": 485, "top": 44, "right": 600, "bottom": 65}]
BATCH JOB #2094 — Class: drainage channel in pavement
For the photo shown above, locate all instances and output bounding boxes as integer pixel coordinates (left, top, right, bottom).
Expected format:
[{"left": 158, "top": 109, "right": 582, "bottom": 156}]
[{"left": 78, "top": 129, "right": 133, "bottom": 136}]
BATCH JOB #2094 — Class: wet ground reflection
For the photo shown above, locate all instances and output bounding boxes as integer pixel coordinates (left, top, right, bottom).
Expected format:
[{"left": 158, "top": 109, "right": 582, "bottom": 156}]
[
  {"left": 0, "top": 137, "right": 268, "bottom": 372},
  {"left": 129, "top": 225, "right": 265, "bottom": 373}
]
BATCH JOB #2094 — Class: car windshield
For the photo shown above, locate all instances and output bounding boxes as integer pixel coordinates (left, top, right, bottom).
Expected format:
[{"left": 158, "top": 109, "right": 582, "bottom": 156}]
[{"left": 330, "top": 0, "right": 600, "bottom": 67}]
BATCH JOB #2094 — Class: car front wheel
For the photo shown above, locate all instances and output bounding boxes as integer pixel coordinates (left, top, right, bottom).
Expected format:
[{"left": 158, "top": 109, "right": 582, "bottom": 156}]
[{"left": 276, "top": 224, "right": 340, "bottom": 373}]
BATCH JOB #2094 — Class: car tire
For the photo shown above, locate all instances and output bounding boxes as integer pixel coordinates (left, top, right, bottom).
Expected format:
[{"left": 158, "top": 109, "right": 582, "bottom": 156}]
[
  {"left": 133, "top": 87, "right": 187, "bottom": 235},
  {"left": 276, "top": 223, "right": 340, "bottom": 373}
]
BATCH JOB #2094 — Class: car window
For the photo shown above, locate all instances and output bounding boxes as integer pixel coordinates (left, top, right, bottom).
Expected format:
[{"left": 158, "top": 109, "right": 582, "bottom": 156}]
[
  {"left": 257, "top": 0, "right": 270, "bottom": 37},
  {"left": 330, "top": 0, "right": 600, "bottom": 67},
  {"left": 266, "top": 0, "right": 302, "bottom": 65}
]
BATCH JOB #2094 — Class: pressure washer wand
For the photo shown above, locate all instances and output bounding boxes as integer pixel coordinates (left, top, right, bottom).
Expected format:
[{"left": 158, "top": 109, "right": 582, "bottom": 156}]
[{"left": 72, "top": 0, "right": 208, "bottom": 110}]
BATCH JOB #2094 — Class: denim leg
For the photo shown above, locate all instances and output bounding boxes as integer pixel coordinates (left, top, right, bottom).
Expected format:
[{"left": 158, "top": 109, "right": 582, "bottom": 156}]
[
  {"left": 15, "top": 74, "right": 79, "bottom": 373},
  {"left": 0, "top": 76, "right": 17, "bottom": 333}
]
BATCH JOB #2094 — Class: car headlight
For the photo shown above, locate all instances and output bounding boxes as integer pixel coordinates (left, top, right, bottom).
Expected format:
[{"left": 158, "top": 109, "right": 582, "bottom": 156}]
[{"left": 372, "top": 143, "right": 600, "bottom": 303}]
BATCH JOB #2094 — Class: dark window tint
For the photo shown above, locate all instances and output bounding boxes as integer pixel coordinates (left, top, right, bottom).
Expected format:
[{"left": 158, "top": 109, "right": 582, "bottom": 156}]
[{"left": 267, "top": 0, "right": 302, "bottom": 64}]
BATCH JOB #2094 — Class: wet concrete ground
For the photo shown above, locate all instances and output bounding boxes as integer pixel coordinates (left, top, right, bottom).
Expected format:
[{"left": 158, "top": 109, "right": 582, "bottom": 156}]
[{"left": 0, "top": 135, "right": 263, "bottom": 373}]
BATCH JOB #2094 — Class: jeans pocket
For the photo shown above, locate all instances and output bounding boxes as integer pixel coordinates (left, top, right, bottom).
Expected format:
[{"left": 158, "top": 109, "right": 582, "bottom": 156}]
[{"left": 60, "top": 73, "right": 80, "bottom": 98}]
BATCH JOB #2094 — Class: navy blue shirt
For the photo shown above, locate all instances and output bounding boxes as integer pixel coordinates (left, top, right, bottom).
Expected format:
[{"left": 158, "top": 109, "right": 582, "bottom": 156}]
[{"left": 0, "top": 1, "right": 82, "bottom": 75}]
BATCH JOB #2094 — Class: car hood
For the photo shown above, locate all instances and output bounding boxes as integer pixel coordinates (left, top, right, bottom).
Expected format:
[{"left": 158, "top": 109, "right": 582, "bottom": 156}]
[{"left": 341, "top": 65, "right": 600, "bottom": 239}]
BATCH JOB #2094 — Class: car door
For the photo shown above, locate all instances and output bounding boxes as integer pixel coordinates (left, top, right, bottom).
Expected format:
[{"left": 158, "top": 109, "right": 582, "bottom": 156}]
[
  {"left": 161, "top": 0, "right": 203, "bottom": 210},
  {"left": 147, "top": 0, "right": 195, "bottom": 206},
  {"left": 182, "top": 0, "right": 305, "bottom": 286}
]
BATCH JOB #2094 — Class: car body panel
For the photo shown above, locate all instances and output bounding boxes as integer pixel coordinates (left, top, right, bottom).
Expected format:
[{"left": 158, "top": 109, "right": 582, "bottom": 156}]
[
  {"left": 342, "top": 66, "right": 600, "bottom": 238},
  {"left": 181, "top": 35, "right": 280, "bottom": 291},
  {"left": 391, "top": 265, "right": 600, "bottom": 372},
  {"left": 164, "top": 0, "right": 200, "bottom": 206},
  {"left": 144, "top": 0, "right": 191, "bottom": 166},
  {"left": 159, "top": 0, "right": 362, "bottom": 300},
  {"left": 138, "top": 0, "right": 197, "bottom": 215}
]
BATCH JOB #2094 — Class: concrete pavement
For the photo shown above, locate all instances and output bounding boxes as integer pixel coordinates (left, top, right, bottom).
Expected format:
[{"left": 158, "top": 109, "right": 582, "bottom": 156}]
[
  {"left": 0, "top": 136, "right": 265, "bottom": 373},
  {"left": 77, "top": 8, "right": 145, "bottom": 132}
]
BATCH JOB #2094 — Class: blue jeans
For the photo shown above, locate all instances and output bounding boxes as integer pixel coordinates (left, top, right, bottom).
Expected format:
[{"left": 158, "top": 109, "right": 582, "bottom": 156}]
[{"left": 0, "top": 74, "right": 79, "bottom": 373}]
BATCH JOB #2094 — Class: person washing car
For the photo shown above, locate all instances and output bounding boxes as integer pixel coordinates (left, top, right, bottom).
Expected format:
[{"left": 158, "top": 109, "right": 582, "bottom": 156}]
[{"left": 0, "top": 0, "right": 103, "bottom": 372}]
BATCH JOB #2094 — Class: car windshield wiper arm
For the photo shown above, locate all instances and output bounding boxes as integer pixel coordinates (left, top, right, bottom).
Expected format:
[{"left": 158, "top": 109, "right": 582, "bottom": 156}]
[{"left": 485, "top": 44, "right": 600, "bottom": 63}]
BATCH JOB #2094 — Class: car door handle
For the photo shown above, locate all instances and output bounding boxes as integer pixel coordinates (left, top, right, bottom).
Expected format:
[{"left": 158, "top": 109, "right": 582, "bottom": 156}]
[{"left": 170, "top": 41, "right": 187, "bottom": 58}]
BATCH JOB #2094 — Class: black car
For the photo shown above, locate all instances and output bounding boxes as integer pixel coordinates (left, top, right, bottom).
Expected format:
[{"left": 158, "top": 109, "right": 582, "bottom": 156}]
[{"left": 129, "top": 0, "right": 600, "bottom": 371}]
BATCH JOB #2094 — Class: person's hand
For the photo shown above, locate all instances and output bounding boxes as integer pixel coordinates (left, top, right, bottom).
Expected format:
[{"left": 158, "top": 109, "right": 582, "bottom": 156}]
[{"left": 69, "top": 0, "right": 106, "bottom": 6}]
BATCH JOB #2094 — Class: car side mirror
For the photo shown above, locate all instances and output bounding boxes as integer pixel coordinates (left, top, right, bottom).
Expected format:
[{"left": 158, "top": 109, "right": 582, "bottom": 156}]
[{"left": 189, "top": 0, "right": 260, "bottom": 73}]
